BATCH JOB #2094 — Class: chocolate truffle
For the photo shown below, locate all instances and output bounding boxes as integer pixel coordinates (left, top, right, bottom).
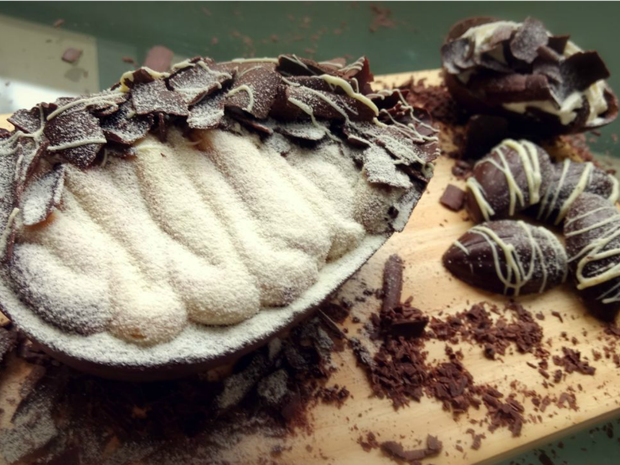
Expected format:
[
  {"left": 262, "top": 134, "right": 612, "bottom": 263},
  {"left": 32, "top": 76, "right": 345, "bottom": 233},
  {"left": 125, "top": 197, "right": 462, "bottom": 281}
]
[
  {"left": 443, "top": 220, "right": 568, "bottom": 296},
  {"left": 465, "top": 139, "right": 553, "bottom": 223},
  {"left": 536, "top": 159, "right": 619, "bottom": 225},
  {"left": 564, "top": 193, "right": 620, "bottom": 320},
  {"left": 441, "top": 17, "right": 618, "bottom": 134}
]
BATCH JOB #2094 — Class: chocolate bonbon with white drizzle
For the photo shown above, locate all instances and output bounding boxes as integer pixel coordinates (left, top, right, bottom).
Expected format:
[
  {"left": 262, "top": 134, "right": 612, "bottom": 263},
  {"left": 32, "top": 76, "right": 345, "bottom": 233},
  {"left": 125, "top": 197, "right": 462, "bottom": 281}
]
[
  {"left": 0, "top": 54, "right": 439, "bottom": 357},
  {"left": 465, "top": 139, "right": 553, "bottom": 223},
  {"left": 564, "top": 193, "right": 620, "bottom": 320},
  {"left": 441, "top": 17, "right": 618, "bottom": 135},
  {"left": 537, "top": 159, "right": 619, "bottom": 225},
  {"left": 443, "top": 220, "right": 568, "bottom": 296}
]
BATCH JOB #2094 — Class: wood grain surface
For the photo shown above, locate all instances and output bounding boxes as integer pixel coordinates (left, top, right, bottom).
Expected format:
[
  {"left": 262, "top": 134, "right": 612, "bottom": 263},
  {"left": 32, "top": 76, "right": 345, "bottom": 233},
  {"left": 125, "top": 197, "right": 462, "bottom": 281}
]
[{"left": 1, "top": 71, "right": 619, "bottom": 465}]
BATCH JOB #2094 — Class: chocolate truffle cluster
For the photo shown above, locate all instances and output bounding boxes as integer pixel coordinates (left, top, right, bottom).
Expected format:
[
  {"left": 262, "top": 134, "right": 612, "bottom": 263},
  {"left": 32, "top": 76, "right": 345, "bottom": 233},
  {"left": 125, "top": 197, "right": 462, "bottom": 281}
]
[{"left": 441, "top": 17, "right": 618, "bottom": 135}]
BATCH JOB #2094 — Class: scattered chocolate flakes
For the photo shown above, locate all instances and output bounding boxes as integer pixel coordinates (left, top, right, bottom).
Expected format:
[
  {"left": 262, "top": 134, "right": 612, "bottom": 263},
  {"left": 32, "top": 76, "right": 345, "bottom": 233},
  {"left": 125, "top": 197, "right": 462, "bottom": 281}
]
[
  {"left": 380, "top": 435, "right": 442, "bottom": 464},
  {"left": 168, "top": 58, "right": 232, "bottom": 105},
  {"left": 8, "top": 107, "right": 43, "bottom": 134},
  {"left": 61, "top": 48, "right": 82, "bottom": 64},
  {"left": 440, "top": 184, "right": 466, "bottom": 211},
  {"left": 143, "top": 45, "right": 174, "bottom": 72},
  {"left": 552, "top": 347, "right": 596, "bottom": 376}
]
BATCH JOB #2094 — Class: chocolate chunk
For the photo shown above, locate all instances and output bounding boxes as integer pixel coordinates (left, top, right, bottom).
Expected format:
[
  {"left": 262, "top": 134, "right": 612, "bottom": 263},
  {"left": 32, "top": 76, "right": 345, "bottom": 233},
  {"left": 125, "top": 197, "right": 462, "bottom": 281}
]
[
  {"left": 20, "top": 164, "right": 66, "bottom": 226},
  {"left": 100, "top": 101, "right": 153, "bottom": 145},
  {"left": 273, "top": 121, "right": 327, "bottom": 142},
  {"left": 443, "top": 220, "right": 568, "bottom": 296},
  {"left": 44, "top": 110, "right": 106, "bottom": 168},
  {"left": 442, "top": 17, "right": 618, "bottom": 134},
  {"left": 143, "top": 45, "right": 174, "bottom": 72},
  {"left": 564, "top": 193, "right": 620, "bottom": 320},
  {"left": 168, "top": 58, "right": 233, "bottom": 105},
  {"left": 61, "top": 48, "right": 82, "bottom": 64},
  {"left": 132, "top": 79, "right": 188, "bottom": 116},
  {"left": 510, "top": 17, "right": 548, "bottom": 64},
  {"left": 440, "top": 184, "right": 466, "bottom": 211},
  {"left": 464, "top": 139, "right": 553, "bottom": 222},
  {"left": 536, "top": 159, "right": 619, "bottom": 225}
]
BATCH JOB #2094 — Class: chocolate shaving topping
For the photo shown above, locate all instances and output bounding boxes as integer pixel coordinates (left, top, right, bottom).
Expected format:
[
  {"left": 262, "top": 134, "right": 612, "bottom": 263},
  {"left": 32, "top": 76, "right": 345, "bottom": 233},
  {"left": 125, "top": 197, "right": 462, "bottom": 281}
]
[
  {"left": 132, "top": 79, "right": 188, "bottom": 116},
  {"left": 43, "top": 110, "right": 105, "bottom": 168},
  {"left": 560, "top": 51, "right": 610, "bottom": 93},
  {"left": 509, "top": 17, "right": 548, "bottom": 64},
  {"left": 0, "top": 53, "right": 439, "bottom": 264},
  {"left": 100, "top": 101, "right": 153, "bottom": 145},
  {"left": 8, "top": 107, "right": 43, "bottom": 134},
  {"left": 168, "top": 58, "right": 233, "bottom": 105}
]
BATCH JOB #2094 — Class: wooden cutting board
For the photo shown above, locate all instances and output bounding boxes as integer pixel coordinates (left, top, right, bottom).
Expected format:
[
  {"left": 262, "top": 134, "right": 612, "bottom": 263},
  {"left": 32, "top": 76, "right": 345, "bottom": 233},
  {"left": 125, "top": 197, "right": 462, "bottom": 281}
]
[{"left": 1, "top": 70, "right": 619, "bottom": 465}]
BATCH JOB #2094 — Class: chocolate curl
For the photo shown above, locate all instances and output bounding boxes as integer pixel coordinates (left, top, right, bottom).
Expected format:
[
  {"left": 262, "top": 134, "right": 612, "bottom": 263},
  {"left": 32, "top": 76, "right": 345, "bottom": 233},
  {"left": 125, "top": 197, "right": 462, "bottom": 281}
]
[{"left": 382, "top": 254, "right": 403, "bottom": 313}]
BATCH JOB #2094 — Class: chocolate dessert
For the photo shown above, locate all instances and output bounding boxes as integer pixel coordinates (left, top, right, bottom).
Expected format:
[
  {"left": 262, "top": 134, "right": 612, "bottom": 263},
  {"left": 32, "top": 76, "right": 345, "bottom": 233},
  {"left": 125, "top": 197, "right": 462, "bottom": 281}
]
[
  {"left": 443, "top": 220, "right": 568, "bottom": 296},
  {"left": 441, "top": 17, "right": 618, "bottom": 135},
  {"left": 0, "top": 55, "right": 439, "bottom": 378},
  {"left": 565, "top": 193, "right": 620, "bottom": 320},
  {"left": 465, "top": 139, "right": 553, "bottom": 222},
  {"left": 537, "top": 159, "right": 619, "bottom": 225}
]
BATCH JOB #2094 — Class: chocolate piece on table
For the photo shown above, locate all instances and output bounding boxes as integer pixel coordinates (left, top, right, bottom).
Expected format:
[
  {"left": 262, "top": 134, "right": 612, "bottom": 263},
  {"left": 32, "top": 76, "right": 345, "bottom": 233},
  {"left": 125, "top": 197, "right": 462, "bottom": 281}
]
[
  {"left": 536, "top": 159, "right": 619, "bottom": 225},
  {"left": 564, "top": 193, "right": 620, "bottom": 320},
  {"left": 440, "top": 184, "right": 466, "bottom": 212},
  {"left": 443, "top": 220, "right": 568, "bottom": 296},
  {"left": 441, "top": 16, "right": 618, "bottom": 135},
  {"left": 465, "top": 139, "right": 553, "bottom": 223}
]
